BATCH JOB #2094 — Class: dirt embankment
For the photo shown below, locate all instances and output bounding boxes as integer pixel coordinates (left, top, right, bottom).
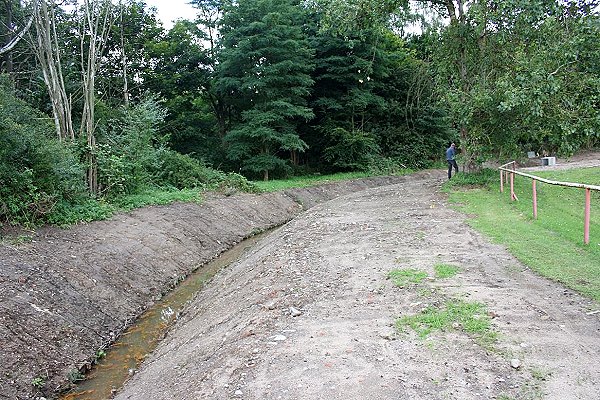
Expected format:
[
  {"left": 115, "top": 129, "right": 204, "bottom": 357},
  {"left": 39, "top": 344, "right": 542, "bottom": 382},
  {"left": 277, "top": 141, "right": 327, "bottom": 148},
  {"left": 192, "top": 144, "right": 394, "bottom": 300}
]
[
  {"left": 0, "top": 174, "right": 427, "bottom": 400},
  {"left": 114, "top": 168, "right": 600, "bottom": 400}
]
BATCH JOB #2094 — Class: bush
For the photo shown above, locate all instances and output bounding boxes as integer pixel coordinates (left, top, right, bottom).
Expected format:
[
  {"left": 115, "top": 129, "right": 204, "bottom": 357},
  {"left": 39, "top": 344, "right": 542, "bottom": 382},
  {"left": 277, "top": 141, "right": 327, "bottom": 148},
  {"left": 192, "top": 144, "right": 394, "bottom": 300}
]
[
  {"left": 323, "top": 128, "right": 380, "bottom": 171},
  {"left": 0, "top": 78, "right": 87, "bottom": 225}
]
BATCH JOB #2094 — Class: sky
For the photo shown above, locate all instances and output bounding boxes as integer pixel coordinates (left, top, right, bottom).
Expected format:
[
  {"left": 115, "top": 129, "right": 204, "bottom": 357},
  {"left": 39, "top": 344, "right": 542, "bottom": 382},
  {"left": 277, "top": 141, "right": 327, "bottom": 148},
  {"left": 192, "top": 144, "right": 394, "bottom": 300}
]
[{"left": 144, "top": 0, "right": 198, "bottom": 28}]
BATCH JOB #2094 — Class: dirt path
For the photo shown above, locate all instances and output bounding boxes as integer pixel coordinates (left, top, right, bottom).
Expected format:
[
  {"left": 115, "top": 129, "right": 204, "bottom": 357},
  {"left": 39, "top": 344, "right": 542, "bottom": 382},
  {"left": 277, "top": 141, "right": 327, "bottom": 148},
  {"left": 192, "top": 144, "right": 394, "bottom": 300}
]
[
  {"left": 115, "top": 169, "right": 600, "bottom": 399},
  {"left": 0, "top": 176, "right": 414, "bottom": 399}
]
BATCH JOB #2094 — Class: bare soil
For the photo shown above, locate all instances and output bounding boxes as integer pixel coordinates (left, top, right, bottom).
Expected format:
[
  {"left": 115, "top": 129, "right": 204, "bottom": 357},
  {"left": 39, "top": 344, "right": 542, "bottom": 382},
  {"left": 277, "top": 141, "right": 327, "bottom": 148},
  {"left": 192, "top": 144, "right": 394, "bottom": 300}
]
[
  {"left": 2, "top": 153, "right": 599, "bottom": 400},
  {"left": 0, "top": 175, "right": 414, "bottom": 400},
  {"left": 113, "top": 161, "right": 600, "bottom": 400}
]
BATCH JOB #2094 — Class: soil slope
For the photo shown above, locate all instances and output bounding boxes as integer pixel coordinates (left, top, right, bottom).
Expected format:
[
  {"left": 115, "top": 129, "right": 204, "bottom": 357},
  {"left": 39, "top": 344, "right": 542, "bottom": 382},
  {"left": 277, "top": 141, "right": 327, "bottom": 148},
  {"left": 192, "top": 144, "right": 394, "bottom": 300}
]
[
  {"left": 0, "top": 175, "right": 414, "bottom": 400},
  {"left": 115, "top": 166, "right": 600, "bottom": 400}
]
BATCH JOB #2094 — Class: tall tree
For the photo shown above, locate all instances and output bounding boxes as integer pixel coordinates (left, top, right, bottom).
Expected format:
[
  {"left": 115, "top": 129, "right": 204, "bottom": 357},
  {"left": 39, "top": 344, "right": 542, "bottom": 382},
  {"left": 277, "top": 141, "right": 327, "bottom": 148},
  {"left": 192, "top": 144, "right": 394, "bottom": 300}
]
[
  {"left": 217, "top": 0, "right": 315, "bottom": 180},
  {"left": 33, "top": 0, "right": 75, "bottom": 141},
  {"left": 79, "top": 0, "right": 113, "bottom": 194}
]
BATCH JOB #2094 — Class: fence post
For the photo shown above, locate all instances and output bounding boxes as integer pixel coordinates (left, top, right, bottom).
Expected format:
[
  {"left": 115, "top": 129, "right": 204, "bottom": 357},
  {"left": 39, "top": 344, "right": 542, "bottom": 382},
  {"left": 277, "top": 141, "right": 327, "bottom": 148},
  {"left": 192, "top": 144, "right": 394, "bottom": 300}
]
[
  {"left": 532, "top": 180, "right": 538, "bottom": 219},
  {"left": 584, "top": 188, "right": 591, "bottom": 245},
  {"left": 500, "top": 170, "right": 504, "bottom": 193},
  {"left": 510, "top": 171, "right": 515, "bottom": 201}
]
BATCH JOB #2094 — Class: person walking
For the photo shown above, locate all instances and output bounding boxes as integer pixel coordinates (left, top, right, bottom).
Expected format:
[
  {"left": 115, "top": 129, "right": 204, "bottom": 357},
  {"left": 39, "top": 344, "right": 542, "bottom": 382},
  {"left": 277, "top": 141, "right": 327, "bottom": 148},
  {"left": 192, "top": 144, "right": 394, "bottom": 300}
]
[{"left": 446, "top": 143, "right": 458, "bottom": 179}]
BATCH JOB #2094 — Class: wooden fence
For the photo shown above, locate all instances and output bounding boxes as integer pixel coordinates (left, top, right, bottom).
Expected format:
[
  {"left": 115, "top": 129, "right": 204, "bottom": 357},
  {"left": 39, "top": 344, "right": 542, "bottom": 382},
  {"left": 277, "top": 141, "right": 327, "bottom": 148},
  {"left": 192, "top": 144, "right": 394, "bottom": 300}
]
[{"left": 499, "top": 161, "right": 600, "bottom": 244}]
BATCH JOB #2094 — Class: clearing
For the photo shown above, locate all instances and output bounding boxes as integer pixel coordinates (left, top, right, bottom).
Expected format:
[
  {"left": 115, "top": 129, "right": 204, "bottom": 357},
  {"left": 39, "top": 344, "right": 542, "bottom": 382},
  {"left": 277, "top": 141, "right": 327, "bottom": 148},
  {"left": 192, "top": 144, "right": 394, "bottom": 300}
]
[{"left": 1, "top": 155, "right": 599, "bottom": 400}]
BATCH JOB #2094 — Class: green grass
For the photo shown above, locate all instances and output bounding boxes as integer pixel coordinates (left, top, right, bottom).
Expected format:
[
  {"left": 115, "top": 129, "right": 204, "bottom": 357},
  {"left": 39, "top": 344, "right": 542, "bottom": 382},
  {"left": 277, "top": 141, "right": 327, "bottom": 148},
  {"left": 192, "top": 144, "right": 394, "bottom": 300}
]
[
  {"left": 396, "top": 299, "right": 494, "bottom": 340},
  {"left": 252, "top": 170, "right": 412, "bottom": 192},
  {"left": 252, "top": 172, "right": 372, "bottom": 191},
  {"left": 47, "top": 188, "right": 203, "bottom": 226},
  {"left": 114, "top": 188, "right": 203, "bottom": 211},
  {"left": 434, "top": 263, "right": 459, "bottom": 279},
  {"left": 388, "top": 268, "right": 428, "bottom": 287},
  {"left": 446, "top": 166, "right": 600, "bottom": 301}
]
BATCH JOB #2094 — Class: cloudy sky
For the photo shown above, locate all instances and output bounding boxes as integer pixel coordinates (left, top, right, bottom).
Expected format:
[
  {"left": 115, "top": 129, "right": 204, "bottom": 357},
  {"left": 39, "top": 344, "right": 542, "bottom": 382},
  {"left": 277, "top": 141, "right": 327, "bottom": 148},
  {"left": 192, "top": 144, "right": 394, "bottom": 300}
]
[{"left": 144, "top": 0, "right": 198, "bottom": 28}]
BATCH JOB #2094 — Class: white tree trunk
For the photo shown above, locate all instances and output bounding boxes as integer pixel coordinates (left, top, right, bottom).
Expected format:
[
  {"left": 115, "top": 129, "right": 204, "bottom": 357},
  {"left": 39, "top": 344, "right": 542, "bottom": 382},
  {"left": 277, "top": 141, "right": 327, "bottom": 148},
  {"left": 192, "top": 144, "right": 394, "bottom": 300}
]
[
  {"left": 33, "top": 0, "right": 75, "bottom": 141},
  {"left": 80, "top": 0, "right": 113, "bottom": 194}
]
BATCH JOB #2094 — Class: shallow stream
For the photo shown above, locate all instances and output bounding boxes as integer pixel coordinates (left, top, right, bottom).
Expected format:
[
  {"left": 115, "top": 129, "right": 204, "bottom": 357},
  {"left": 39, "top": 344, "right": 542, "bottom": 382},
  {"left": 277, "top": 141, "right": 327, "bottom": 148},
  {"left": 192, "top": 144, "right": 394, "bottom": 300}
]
[{"left": 60, "top": 232, "right": 269, "bottom": 400}]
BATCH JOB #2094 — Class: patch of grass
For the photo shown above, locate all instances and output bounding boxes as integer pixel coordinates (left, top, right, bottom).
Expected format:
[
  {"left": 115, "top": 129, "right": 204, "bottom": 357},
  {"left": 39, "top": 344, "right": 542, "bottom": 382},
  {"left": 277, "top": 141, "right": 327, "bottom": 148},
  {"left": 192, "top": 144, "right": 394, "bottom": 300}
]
[
  {"left": 31, "top": 377, "right": 45, "bottom": 389},
  {"left": 396, "top": 299, "right": 493, "bottom": 340},
  {"left": 1, "top": 234, "right": 34, "bottom": 245},
  {"left": 252, "top": 170, "right": 412, "bottom": 192},
  {"left": 447, "top": 167, "right": 600, "bottom": 301},
  {"left": 434, "top": 263, "right": 459, "bottom": 279},
  {"left": 388, "top": 268, "right": 428, "bottom": 288},
  {"left": 46, "top": 188, "right": 203, "bottom": 226},
  {"left": 67, "top": 369, "right": 84, "bottom": 383},
  {"left": 443, "top": 168, "right": 498, "bottom": 191},
  {"left": 114, "top": 188, "right": 202, "bottom": 211}
]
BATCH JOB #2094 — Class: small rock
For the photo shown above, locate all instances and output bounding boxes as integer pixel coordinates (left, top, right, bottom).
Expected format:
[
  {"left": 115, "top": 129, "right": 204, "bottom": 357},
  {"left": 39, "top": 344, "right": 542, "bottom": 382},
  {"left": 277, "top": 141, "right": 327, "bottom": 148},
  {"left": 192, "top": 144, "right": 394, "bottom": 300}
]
[
  {"left": 234, "top": 389, "right": 243, "bottom": 396},
  {"left": 540, "top": 315, "right": 550, "bottom": 321},
  {"left": 271, "top": 334, "right": 287, "bottom": 341},
  {"left": 510, "top": 359, "right": 521, "bottom": 369},
  {"left": 290, "top": 307, "right": 302, "bottom": 317},
  {"left": 379, "top": 331, "right": 395, "bottom": 340}
]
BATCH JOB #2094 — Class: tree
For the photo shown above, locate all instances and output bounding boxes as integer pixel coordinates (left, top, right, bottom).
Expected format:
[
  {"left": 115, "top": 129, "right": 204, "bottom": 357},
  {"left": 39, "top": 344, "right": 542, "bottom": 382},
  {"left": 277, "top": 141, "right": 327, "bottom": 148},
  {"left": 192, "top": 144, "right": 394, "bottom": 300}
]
[
  {"left": 33, "top": 0, "right": 75, "bottom": 141},
  {"left": 79, "top": 0, "right": 114, "bottom": 194},
  {"left": 217, "top": 0, "right": 315, "bottom": 180},
  {"left": 143, "top": 20, "right": 217, "bottom": 160}
]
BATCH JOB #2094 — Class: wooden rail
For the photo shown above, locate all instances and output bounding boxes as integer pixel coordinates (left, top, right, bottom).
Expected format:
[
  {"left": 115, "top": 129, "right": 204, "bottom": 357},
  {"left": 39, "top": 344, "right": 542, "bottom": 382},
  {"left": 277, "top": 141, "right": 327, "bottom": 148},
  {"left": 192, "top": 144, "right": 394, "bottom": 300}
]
[{"left": 499, "top": 161, "right": 599, "bottom": 244}]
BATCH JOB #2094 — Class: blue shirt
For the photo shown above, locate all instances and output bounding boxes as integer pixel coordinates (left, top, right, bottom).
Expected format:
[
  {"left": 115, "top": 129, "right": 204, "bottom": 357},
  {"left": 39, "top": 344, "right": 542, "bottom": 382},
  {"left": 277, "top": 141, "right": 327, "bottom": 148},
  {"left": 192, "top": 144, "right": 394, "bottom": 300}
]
[{"left": 446, "top": 146, "right": 456, "bottom": 161}]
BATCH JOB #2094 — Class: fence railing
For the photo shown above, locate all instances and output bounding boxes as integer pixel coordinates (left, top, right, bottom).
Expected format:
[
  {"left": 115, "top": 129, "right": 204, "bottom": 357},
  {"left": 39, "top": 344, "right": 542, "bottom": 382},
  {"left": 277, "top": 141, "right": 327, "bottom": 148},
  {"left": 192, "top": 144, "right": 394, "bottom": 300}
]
[{"left": 499, "top": 161, "right": 600, "bottom": 245}]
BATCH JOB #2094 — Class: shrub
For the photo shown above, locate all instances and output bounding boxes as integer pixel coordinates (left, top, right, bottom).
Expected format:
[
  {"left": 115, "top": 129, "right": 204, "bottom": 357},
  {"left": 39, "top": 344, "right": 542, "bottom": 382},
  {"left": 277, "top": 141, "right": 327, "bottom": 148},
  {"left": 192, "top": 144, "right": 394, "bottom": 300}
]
[{"left": 0, "top": 78, "right": 86, "bottom": 225}]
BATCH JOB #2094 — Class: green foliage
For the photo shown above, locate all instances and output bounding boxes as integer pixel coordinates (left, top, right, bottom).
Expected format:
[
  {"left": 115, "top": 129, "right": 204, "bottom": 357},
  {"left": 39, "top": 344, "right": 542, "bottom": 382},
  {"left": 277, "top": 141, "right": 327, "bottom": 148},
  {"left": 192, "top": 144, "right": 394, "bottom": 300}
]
[
  {"left": 434, "top": 264, "right": 459, "bottom": 279},
  {"left": 323, "top": 128, "right": 380, "bottom": 171},
  {"left": 114, "top": 188, "right": 202, "bottom": 211},
  {"left": 388, "top": 268, "right": 428, "bottom": 287},
  {"left": 396, "top": 300, "right": 493, "bottom": 339},
  {"left": 31, "top": 377, "right": 45, "bottom": 389},
  {"left": 47, "top": 199, "right": 115, "bottom": 226},
  {"left": 0, "top": 78, "right": 87, "bottom": 225},
  {"left": 217, "top": 0, "right": 315, "bottom": 180},
  {"left": 95, "top": 97, "right": 166, "bottom": 197},
  {"left": 448, "top": 167, "right": 600, "bottom": 301},
  {"left": 306, "top": 25, "right": 452, "bottom": 172},
  {"left": 443, "top": 168, "right": 498, "bottom": 190},
  {"left": 429, "top": 0, "right": 600, "bottom": 163},
  {"left": 252, "top": 171, "right": 374, "bottom": 191}
]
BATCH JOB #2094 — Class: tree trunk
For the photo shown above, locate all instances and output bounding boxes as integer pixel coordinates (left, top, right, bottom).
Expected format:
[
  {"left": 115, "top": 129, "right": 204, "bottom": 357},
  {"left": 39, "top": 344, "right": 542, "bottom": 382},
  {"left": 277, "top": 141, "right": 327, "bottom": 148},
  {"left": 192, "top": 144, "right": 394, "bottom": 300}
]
[
  {"left": 34, "top": 0, "right": 75, "bottom": 141},
  {"left": 3, "top": 0, "right": 13, "bottom": 73},
  {"left": 120, "top": 2, "right": 129, "bottom": 107},
  {"left": 80, "top": 0, "right": 113, "bottom": 194}
]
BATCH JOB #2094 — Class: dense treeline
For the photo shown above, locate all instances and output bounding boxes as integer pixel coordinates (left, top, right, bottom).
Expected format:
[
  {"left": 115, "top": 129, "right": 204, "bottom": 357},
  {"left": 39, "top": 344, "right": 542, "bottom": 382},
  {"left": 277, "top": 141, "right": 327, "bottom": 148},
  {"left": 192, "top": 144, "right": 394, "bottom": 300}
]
[{"left": 0, "top": 0, "right": 598, "bottom": 225}]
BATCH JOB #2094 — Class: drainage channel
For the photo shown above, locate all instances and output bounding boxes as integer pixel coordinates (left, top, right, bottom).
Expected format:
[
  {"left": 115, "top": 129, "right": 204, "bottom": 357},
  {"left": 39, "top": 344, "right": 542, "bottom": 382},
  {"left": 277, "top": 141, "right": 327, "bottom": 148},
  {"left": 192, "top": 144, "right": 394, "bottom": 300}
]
[{"left": 60, "top": 231, "right": 271, "bottom": 400}]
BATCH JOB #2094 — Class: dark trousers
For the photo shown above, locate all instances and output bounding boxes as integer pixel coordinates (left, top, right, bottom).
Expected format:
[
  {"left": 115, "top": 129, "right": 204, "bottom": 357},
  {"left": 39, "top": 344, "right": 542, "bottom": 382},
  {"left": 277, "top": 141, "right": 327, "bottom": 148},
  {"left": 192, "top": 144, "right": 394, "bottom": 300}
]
[{"left": 447, "top": 159, "right": 458, "bottom": 179}]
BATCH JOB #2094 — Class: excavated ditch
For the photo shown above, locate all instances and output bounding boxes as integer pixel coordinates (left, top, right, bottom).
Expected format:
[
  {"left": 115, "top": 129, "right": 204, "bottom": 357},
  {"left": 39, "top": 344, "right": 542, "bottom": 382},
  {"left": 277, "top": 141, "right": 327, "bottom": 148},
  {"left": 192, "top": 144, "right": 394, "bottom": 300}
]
[{"left": 0, "top": 174, "right": 427, "bottom": 400}]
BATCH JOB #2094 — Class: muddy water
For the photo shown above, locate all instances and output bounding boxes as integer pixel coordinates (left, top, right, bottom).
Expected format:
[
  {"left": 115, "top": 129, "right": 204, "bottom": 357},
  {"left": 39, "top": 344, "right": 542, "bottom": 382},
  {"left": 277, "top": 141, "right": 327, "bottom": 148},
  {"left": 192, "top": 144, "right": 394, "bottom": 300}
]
[{"left": 60, "top": 232, "right": 269, "bottom": 400}]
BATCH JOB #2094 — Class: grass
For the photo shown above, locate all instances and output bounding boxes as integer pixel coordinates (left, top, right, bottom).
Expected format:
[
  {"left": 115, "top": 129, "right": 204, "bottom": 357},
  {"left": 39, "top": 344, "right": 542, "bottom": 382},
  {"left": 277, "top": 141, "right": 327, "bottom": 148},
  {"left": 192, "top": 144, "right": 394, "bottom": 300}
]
[
  {"left": 46, "top": 188, "right": 203, "bottom": 226},
  {"left": 114, "top": 188, "right": 203, "bottom": 211},
  {"left": 252, "top": 172, "right": 372, "bottom": 192},
  {"left": 388, "top": 268, "right": 428, "bottom": 287},
  {"left": 252, "top": 170, "right": 412, "bottom": 192},
  {"left": 434, "top": 264, "right": 459, "bottom": 279},
  {"left": 446, "top": 166, "right": 600, "bottom": 301},
  {"left": 396, "top": 299, "right": 494, "bottom": 341}
]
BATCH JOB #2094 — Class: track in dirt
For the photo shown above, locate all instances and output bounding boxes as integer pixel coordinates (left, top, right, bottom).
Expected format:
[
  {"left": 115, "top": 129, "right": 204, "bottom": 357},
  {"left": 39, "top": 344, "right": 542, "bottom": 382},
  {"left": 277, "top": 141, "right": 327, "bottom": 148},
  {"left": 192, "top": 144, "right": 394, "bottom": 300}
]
[
  {"left": 0, "top": 175, "right": 418, "bottom": 399},
  {"left": 115, "top": 166, "right": 600, "bottom": 400}
]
